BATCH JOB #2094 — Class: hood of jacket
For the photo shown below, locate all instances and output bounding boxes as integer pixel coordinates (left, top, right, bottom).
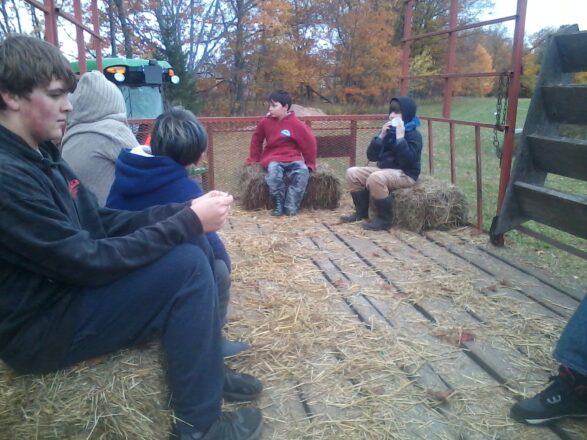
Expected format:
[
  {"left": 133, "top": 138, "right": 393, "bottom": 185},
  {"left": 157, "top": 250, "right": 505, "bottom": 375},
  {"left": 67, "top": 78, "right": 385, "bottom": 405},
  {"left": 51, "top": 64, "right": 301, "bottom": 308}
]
[
  {"left": 66, "top": 71, "right": 128, "bottom": 126},
  {"left": 111, "top": 148, "right": 190, "bottom": 198},
  {"left": 391, "top": 96, "right": 417, "bottom": 123}
]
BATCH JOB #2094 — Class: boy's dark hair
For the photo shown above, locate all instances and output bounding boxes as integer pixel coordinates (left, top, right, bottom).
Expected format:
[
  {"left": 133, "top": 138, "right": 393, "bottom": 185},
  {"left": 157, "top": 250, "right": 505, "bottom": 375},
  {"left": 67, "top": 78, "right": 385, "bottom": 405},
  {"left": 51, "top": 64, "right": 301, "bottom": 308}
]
[
  {"left": 267, "top": 89, "right": 292, "bottom": 110},
  {"left": 0, "top": 34, "right": 76, "bottom": 110},
  {"left": 150, "top": 107, "right": 208, "bottom": 166},
  {"left": 388, "top": 98, "right": 401, "bottom": 115}
]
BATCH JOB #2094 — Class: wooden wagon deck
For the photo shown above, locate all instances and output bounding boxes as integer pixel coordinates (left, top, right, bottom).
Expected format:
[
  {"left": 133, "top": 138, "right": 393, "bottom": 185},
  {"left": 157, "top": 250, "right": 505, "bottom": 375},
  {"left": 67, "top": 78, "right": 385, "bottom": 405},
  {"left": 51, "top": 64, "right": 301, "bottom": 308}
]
[{"left": 221, "top": 206, "right": 587, "bottom": 440}]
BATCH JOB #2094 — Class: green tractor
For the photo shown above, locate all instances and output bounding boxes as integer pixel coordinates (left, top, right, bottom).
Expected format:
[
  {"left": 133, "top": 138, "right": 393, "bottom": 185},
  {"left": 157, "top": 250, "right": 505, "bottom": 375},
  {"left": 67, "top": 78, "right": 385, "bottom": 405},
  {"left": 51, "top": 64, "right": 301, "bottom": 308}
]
[{"left": 70, "top": 58, "right": 180, "bottom": 120}]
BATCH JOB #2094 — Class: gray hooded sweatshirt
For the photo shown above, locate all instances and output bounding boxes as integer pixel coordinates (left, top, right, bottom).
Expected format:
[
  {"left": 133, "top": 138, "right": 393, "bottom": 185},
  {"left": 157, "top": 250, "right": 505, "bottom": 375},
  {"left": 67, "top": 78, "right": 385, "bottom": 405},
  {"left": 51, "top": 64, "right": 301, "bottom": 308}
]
[{"left": 62, "top": 71, "right": 139, "bottom": 206}]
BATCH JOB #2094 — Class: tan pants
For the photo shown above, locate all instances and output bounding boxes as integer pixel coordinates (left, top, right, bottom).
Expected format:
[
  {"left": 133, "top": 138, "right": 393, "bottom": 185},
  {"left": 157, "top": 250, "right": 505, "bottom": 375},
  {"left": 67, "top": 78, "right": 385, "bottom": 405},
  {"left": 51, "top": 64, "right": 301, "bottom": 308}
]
[{"left": 345, "top": 166, "right": 415, "bottom": 199}]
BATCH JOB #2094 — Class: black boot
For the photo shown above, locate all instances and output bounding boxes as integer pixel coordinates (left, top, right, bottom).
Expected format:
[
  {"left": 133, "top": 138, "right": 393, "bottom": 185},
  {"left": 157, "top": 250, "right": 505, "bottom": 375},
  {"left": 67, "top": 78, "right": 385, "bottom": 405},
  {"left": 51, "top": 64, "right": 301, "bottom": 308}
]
[
  {"left": 271, "top": 195, "right": 283, "bottom": 216},
  {"left": 362, "top": 195, "right": 393, "bottom": 231},
  {"left": 340, "top": 189, "right": 370, "bottom": 223}
]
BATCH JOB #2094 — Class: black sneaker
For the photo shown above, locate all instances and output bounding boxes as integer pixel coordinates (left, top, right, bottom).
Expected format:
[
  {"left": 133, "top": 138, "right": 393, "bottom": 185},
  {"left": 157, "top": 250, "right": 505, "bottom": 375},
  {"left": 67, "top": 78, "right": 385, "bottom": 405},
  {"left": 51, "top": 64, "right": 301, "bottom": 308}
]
[
  {"left": 223, "top": 368, "right": 263, "bottom": 402},
  {"left": 171, "top": 407, "right": 263, "bottom": 440},
  {"left": 510, "top": 366, "right": 587, "bottom": 424}
]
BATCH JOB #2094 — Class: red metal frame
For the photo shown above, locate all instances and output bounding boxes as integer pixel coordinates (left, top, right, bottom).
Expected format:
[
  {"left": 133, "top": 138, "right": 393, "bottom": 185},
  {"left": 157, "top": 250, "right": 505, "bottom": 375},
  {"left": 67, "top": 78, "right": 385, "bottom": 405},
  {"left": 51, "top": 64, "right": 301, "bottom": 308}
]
[
  {"left": 496, "top": 0, "right": 527, "bottom": 214},
  {"left": 23, "top": 0, "right": 103, "bottom": 71},
  {"left": 131, "top": 114, "right": 497, "bottom": 231},
  {"left": 400, "top": 0, "right": 528, "bottom": 230}
]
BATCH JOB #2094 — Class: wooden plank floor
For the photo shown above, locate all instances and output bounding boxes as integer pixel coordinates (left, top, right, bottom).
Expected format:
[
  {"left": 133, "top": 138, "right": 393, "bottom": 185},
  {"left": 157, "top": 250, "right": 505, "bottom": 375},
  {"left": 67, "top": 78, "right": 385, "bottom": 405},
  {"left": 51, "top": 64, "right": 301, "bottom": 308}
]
[{"left": 221, "top": 208, "right": 587, "bottom": 440}]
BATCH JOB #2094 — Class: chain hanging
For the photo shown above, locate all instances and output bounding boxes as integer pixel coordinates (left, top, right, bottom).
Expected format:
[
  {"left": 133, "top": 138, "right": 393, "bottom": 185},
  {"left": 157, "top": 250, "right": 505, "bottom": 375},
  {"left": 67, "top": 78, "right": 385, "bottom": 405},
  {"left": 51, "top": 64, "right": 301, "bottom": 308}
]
[{"left": 493, "top": 72, "right": 510, "bottom": 160}]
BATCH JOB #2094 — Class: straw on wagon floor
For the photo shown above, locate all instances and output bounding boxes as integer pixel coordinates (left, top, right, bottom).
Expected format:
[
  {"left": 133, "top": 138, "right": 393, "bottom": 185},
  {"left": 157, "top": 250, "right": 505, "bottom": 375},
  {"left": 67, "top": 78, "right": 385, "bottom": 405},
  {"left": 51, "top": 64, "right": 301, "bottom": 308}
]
[{"left": 0, "top": 208, "right": 575, "bottom": 439}]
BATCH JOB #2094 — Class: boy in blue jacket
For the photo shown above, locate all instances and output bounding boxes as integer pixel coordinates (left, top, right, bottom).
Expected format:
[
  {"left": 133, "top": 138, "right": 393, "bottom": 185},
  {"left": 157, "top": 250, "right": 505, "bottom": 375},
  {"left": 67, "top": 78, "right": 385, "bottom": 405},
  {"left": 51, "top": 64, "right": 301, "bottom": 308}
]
[
  {"left": 341, "top": 96, "right": 423, "bottom": 230},
  {"left": 107, "top": 107, "right": 249, "bottom": 357},
  {"left": 0, "top": 35, "right": 262, "bottom": 440}
]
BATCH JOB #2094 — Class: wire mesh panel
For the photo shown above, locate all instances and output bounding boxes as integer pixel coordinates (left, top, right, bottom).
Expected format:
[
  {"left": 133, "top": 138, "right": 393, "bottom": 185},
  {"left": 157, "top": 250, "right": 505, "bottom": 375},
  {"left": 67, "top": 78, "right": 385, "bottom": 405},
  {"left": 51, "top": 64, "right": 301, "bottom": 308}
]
[{"left": 198, "top": 116, "right": 385, "bottom": 196}]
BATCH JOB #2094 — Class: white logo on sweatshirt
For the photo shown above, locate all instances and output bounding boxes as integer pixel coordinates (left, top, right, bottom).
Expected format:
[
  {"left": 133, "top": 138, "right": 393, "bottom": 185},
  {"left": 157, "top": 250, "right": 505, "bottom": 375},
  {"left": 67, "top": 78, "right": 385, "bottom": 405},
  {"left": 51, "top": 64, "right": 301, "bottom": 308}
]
[{"left": 280, "top": 129, "right": 291, "bottom": 137}]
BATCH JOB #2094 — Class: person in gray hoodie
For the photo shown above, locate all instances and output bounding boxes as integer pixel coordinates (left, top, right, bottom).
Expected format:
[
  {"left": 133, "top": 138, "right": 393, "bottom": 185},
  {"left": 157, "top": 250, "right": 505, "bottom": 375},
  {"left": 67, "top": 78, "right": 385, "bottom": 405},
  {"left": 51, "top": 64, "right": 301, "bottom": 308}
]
[{"left": 61, "top": 70, "right": 139, "bottom": 206}]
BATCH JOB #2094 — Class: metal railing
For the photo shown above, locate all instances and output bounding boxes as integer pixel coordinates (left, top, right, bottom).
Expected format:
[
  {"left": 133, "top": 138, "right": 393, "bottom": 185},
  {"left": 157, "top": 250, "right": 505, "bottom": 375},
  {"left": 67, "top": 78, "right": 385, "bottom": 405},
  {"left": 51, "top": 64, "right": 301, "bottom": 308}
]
[{"left": 130, "top": 115, "right": 500, "bottom": 231}]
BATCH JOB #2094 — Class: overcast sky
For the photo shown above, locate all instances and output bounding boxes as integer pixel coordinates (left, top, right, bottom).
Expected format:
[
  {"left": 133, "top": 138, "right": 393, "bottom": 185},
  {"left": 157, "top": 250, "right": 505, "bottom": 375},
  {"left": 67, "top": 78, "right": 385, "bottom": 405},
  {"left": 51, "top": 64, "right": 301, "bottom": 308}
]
[{"left": 481, "top": 0, "right": 587, "bottom": 36}]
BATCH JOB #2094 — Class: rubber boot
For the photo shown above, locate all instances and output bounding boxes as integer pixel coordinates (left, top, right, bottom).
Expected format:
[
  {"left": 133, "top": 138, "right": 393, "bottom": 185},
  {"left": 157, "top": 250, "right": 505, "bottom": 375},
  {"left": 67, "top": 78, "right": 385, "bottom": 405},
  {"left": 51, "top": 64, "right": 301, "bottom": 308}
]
[
  {"left": 362, "top": 195, "right": 393, "bottom": 231},
  {"left": 340, "top": 189, "right": 370, "bottom": 223},
  {"left": 271, "top": 195, "right": 284, "bottom": 216}
]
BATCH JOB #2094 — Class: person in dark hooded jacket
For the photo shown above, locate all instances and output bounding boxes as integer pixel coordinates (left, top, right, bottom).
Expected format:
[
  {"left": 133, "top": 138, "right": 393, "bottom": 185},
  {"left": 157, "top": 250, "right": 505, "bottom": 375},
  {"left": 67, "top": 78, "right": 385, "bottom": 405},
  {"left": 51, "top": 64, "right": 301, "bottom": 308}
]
[
  {"left": 0, "top": 35, "right": 263, "bottom": 440},
  {"left": 341, "top": 96, "right": 423, "bottom": 230},
  {"left": 107, "top": 107, "right": 250, "bottom": 357}
]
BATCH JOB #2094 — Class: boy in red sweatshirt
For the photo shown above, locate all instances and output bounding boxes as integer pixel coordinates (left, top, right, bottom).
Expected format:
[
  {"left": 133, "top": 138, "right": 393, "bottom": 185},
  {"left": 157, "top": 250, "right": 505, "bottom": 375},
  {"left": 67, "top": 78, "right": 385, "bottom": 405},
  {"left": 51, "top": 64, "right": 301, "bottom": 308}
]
[{"left": 245, "top": 90, "right": 317, "bottom": 216}]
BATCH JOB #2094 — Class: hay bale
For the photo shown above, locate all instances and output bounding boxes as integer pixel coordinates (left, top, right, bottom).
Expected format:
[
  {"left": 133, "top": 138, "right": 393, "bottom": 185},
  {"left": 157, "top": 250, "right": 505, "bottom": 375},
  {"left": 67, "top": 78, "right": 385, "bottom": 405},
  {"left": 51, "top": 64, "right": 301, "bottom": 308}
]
[
  {"left": 239, "top": 163, "right": 342, "bottom": 211},
  {"left": 239, "top": 163, "right": 272, "bottom": 210},
  {"left": 393, "top": 177, "right": 468, "bottom": 232},
  {"left": 0, "top": 344, "right": 172, "bottom": 439},
  {"left": 367, "top": 177, "right": 468, "bottom": 232}
]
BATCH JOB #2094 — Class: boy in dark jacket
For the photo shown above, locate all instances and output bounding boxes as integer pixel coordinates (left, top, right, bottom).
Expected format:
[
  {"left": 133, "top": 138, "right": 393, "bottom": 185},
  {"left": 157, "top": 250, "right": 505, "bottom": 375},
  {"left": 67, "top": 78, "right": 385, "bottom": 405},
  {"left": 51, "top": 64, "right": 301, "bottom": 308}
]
[
  {"left": 107, "top": 107, "right": 249, "bottom": 357},
  {"left": 341, "top": 96, "right": 423, "bottom": 230},
  {"left": 0, "top": 35, "right": 262, "bottom": 440},
  {"left": 244, "top": 89, "right": 317, "bottom": 216}
]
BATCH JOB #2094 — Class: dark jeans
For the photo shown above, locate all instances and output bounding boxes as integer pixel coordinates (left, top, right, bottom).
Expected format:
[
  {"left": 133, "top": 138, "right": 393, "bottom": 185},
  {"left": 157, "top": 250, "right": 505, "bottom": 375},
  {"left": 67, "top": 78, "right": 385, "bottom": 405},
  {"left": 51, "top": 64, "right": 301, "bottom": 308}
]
[
  {"left": 214, "top": 258, "right": 230, "bottom": 325},
  {"left": 265, "top": 160, "right": 310, "bottom": 212},
  {"left": 64, "top": 243, "right": 223, "bottom": 434},
  {"left": 554, "top": 294, "right": 587, "bottom": 377}
]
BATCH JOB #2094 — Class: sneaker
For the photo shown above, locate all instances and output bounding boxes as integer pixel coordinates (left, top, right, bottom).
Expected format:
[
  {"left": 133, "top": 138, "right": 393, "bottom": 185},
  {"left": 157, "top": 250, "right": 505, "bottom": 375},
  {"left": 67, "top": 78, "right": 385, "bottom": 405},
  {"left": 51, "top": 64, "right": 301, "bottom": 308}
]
[
  {"left": 171, "top": 407, "right": 263, "bottom": 440},
  {"left": 223, "top": 368, "right": 263, "bottom": 402},
  {"left": 510, "top": 366, "right": 587, "bottom": 424}
]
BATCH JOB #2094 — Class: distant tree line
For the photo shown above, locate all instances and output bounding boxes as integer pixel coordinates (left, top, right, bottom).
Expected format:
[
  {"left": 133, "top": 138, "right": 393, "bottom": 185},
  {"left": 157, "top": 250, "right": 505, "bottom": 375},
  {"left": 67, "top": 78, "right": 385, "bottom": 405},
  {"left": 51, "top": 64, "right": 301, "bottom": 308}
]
[{"left": 0, "top": 0, "right": 578, "bottom": 116}]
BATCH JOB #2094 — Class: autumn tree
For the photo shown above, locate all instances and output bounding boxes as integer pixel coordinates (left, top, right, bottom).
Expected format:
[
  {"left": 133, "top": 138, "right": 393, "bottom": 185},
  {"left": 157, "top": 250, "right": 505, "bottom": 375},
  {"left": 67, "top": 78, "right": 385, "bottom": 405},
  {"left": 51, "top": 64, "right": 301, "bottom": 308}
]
[
  {"left": 317, "top": 0, "right": 400, "bottom": 106},
  {"left": 454, "top": 42, "right": 493, "bottom": 96}
]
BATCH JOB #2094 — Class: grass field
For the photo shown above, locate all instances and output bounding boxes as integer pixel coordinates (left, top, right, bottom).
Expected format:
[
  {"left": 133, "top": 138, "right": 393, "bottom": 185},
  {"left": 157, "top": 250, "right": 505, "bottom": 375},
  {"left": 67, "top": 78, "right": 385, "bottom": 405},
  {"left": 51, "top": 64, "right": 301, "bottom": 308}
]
[
  {"left": 207, "top": 97, "right": 586, "bottom": 288},
  {"left": 415, "top": 97, "right": 587, "bottom": 288}
]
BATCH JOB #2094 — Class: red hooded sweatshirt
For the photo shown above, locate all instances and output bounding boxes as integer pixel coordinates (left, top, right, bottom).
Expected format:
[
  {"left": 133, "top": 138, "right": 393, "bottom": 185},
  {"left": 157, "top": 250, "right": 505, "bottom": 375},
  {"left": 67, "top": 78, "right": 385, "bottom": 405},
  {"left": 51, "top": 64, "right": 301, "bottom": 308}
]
[{"left": 245, "top": 112, "right": 317, "bottom": 171}]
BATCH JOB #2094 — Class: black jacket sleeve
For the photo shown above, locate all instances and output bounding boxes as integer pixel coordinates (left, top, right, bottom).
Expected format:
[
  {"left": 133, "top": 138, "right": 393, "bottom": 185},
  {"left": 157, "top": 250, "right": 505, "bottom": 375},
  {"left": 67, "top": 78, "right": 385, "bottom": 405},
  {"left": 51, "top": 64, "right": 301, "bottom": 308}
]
[
  {"left": 366, "top": 136, "right": 384, "bottom": 162},
  {"left": 391, "top": 135, "right": 420, "bottom": 168},
  {"left": 0, "top": 167, "right": 203, "bottom": 287},
  {"left": 98, "top": 203, "right": 189, "bottom": 237}
]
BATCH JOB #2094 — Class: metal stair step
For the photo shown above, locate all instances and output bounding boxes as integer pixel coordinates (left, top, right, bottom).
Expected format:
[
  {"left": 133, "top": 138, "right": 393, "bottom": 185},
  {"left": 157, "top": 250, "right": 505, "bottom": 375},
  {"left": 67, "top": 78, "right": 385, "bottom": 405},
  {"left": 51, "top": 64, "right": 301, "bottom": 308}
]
[
  {"left": 555, "top": 31, "right": 587, "bottom": 73},
  {"left": 513, "top": 182, "right": 587, "bottom": 240},
  {"left": 542, "top": 85, "right": 587, "bottom": 124},
  {"left": 527, "top": 134, "right": 587, "bottom": 181}
]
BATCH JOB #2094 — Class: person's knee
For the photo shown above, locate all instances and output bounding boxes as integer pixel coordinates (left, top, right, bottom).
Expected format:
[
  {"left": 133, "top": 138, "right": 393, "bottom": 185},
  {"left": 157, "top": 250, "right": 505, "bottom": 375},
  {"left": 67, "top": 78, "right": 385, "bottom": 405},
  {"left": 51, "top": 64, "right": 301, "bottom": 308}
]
[
  {"left": 345, "top": 167, "right": 359, "bottom": 181},
  {"left": 214, "top": 259, "right": 231, "bottom": 293},
  {"left": 164, "top": 244, "right": 216, "bottom": 295}
]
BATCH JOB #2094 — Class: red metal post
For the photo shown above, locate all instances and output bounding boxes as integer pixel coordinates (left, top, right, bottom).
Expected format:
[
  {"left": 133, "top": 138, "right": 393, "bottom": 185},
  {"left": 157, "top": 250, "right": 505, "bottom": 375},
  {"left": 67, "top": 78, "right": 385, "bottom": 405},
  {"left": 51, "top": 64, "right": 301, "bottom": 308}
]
[
  {"left": 400, "top": 0, "right": 414, "bottom": 95},
  {"left": 91, "top": 0, "right": 102, "bottom": 71},
  {"left": 207, "top": 128, "right": 215, "bottom": 190},
  {"left": 449, "top": 123, "right": 456, "bottom": 183},
  {"left": 427, "top": 119, "right": 435, "bottom": 175},
  {"left": 73, "top": 0, "right": 86, "bottom": 74},
  {"left": 43, "top": 0, "right": 59, "bottom": 46},
  {"left": 442, "top": 0, "right": 459, "bottom": 118},
  {"left": 495, "top": 0, "right": 527, "bottom": 213},
  {"left": 474, "top": 126, "right": 483, "bottom": 230},
  {"left": 350, "top": 120, "right": 357, "bottom": 167}
]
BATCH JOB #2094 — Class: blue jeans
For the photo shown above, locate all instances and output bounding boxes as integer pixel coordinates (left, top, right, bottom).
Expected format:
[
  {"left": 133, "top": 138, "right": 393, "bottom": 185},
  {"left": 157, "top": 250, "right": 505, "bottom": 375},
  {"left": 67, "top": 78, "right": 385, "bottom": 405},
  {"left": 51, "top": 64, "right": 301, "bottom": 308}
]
[
  {"left": 554, "top": 295, "right": 587, "bottom": 376},
  {"left": 265, "top": 160, "right": 310, "bottom": 213},
  {"left": 214, "top": 258, "right": 230, "bottom": 325},
  {"left": 65, "top": 242, "right": 223, "bottom": 434}
]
